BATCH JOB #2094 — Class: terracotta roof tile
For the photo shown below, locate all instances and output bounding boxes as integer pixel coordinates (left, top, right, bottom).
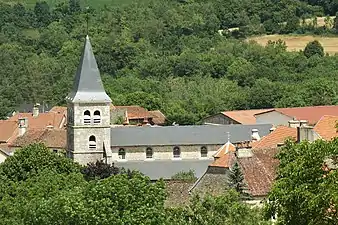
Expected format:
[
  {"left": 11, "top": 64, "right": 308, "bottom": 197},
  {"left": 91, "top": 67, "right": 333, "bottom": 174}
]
[
  {"left": 252, "top": 126, "right": 297, "bottom": 150},
  {"left": 0, "top": 120, "right": 17, "bottom": 143},
  {"left": 255, "top": 105, "right": 338, "bottom": 125},
  {"left": 239, "top": 148, "right": 279, "bottom": 197},
  {"left": 210, "top": 142, "right": 236, "bottom": 168},
  {"left": 222, "top": 109, "right": 272, "bottom": 124},
  {"left": 113, "top": 106, "right": 152, "bottom": 120},
  {"left": 11, "top": 129, "right": 66, "bottom": 149},
  {"left": 314, "top": 115, "right": 338, "bottom": 141},
  {"left": 149, "top": 110, "right": 166, "bottom": 125},
  {"left": 8, "top": 111, "right": 65, "bottom": 129}
]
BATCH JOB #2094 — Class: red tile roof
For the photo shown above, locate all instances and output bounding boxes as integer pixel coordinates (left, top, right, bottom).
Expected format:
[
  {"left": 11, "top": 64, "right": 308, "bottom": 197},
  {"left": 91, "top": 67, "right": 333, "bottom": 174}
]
[
  {"left": 0, "top": 120, "right": 17, "bottom": 143},
  {"left": 11, "top": 129, "right": 66, "bottom": 149},
  {"left": 210, "top": 142, "right": 236, "bottom": 168},
  {"left": 255, "top": 105, "right": 338, "bottom": 125},
  {"left": 149, "top": 110, "right": 166, "bottom": 125},
  {"left": 222, "top": 109, "right": 272, "bottom": 124},
  {"left": 8, "top": 111, "right": 66, "bottom": 129},
  {"left": 239, "top": 148, "right": 279, "bottom": 197},
  {"left": 113, "top": 106, "right": 152, "bottom": 120},
  {"left": 252, "top": 126, "right": 297, "bottom": 150},
  {"left": 314, "top": 115, "right": 338, "bottom": 141}
]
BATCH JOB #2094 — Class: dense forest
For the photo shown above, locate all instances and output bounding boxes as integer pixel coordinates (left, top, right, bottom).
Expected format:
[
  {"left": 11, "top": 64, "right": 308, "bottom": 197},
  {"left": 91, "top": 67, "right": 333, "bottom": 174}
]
[{"left": 1, "top": 0, "right": 338, "bottom": 124}]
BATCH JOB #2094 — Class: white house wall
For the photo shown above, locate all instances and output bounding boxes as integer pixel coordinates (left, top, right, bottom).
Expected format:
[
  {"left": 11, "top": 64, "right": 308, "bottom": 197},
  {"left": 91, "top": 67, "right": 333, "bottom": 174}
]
[
  {"left": 255, "top": 111, "right": 292, "bottom": 127},
  {"left": 0, "top": 152, "right": 7, "bottom": 164}
]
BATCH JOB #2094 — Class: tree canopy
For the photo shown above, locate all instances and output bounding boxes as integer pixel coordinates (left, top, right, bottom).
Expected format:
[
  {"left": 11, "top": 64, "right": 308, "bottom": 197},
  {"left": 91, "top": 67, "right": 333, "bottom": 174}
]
[
  {"left": 265, "top": 139, "right": 338, "bottom": 225},
  {"left": 1, "top": 0, "right": 338, "bottom": 124},
  {"left": 0, "top": 143, "right": 269, "bottom": 224}
]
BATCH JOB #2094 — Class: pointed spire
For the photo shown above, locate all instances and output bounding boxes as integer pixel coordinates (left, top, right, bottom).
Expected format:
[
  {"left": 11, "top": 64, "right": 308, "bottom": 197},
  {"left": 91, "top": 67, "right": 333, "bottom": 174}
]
[{"left": 67, "top": 35, "right": 111, "bottom": 103}]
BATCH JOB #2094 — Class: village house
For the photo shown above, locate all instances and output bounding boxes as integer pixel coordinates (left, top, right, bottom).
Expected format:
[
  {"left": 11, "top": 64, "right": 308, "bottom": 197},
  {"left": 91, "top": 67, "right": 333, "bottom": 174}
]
[
  {"left": 204, "top": 106, "right": 338, "bottom": 126},
  {"left": 203, "top": 109, "right": 271, "bottom": 125},
  {"left": 190, "top": 116, "right": 338, "bottom": 204}
]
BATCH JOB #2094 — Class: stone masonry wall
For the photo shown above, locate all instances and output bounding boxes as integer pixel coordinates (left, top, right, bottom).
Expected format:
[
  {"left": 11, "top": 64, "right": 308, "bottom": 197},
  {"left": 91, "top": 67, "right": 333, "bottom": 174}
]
[{"left": 111, "top": 144, "right": 223, "bottom": 161}]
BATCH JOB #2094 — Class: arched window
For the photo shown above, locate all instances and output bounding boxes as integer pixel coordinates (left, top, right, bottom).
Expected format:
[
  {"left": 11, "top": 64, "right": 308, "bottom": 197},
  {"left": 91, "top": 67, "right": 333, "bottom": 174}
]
[
  {"left": 118, "top": 148, "right": 126, "bottom": 160},
  {"left": 89, "top": 136, "right": 96, "bottom": 149},
  {"left": 93, "top": 110, "right": 101, "bottom": 124},
  {"left": 173, "top": 146, "right": 180, "bottom": 158},
  {"left": 146, "top": 147, "right": 153, "bottom": 159},
  {"left": 84, "top": 110, "right": 91, "bottom": 124},
  {"left": 200, "top": 146, "right": 208, "bottom": 158}
]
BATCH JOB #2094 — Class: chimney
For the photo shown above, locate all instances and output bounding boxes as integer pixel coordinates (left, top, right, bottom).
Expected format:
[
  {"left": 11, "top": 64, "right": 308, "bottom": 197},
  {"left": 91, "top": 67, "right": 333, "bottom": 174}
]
[
  {"left": 33, "top": 103, "right": 40, "bottom": 117},
  {"left": 288, "top": 120, "right": 301, "bottom": 128},
  {"left": 299, "top": 120, "right": 308, "bottom": 127},
  {"left": 270, "top": 127, "right": 276, "bottom": 133},
  {"left": 18, "top": 118, "right": 28, "bottom": 136},
  {"left": 123, "top": 110, "right": 129, "bottom": 125},
  {"left": 297, "top": 124, "right": 315, "bottom": 143},
  {"left": 251, "top": 128, "right": 261, "bottom": 142},
  {"left": 237, "top": 148, "right": 253, "bottom": 158},
  {"left": 46, "top": 124, "right": 54, "bottom": 130}
]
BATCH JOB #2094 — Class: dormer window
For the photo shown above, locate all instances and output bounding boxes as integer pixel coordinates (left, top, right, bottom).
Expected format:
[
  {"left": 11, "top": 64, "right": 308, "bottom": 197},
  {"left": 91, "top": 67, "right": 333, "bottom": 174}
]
[
  {"left": 84, "top": 110, "right": 91, "bottom": 124},
  {"left": 93, "top": 110, "right": 101, "bottom": 124},
  {"left": 89, "top": 135, "right": 96, "bottom": 149}
]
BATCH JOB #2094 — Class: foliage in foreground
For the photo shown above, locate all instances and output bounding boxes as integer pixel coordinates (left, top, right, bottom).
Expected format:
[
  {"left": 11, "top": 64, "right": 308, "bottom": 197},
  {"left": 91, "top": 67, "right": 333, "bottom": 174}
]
[
  {"left": 0, "top": 143, "right": 269, "bottom": 224},
  {"left": 266, "top": 139, "right": 338, "bottom": 225},
  {"left": 167, "top": 190, "right": 271, "bottom": 225}
]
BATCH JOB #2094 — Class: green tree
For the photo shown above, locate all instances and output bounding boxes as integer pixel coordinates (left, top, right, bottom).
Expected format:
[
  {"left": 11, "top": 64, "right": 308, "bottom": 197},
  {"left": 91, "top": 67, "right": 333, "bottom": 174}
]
[
  {"left": 304, "top": 40, "right": 324, "bottom": 58},
  {"left": 81, "top": 160, "right": 120, "bottom": 180},
  {"left": 166, "top": 190, "right": 271, "bottom": 225},
  {"left": 265, "top": 139, "right": 338, "bottom": 225},
  {"left": 228, "top": 162, "right": 249, "bottom": 198},
  {"left": 227, "top": 57, "right": 256, "bottom": 87},
  {"left": 0, "top": 143, "right": 81, "bottom": 181},
  {"left": 33, "top": 1, "right": 51, "bottom": 27}
]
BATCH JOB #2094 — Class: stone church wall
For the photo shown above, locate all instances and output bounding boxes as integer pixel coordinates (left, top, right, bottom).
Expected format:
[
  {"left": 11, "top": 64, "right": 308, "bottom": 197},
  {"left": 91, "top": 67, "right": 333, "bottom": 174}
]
[{"left": 111, "top": 144, "right": 222, "bottom": 161}]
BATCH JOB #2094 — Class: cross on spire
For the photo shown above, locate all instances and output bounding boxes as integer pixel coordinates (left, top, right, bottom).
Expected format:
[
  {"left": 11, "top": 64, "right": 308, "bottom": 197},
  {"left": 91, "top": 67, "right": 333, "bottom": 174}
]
[{"left": 85, "top": 6, "right": 90, "bottom": 35}]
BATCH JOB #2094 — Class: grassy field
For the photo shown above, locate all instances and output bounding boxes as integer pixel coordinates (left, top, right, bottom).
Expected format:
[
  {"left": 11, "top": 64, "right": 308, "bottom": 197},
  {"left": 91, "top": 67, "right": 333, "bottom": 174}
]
[
  {"left": 247, "top": 35, "right": 338, "bottom": 55},
  {"left": 0, "top": 0, "right": 140, "bottom": 8}
]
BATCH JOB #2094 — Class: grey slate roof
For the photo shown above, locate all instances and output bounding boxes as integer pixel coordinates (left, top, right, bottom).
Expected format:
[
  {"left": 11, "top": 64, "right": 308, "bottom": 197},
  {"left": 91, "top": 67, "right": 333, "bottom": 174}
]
[
  {"left": 110, "top": 124, "right": 272, "bottom": 147},
  {"left": 66, "top": 35, "right": 112, "bottom": 103},
  {"left": 115, "top": 160, "right": 212, "bottom": 180}
]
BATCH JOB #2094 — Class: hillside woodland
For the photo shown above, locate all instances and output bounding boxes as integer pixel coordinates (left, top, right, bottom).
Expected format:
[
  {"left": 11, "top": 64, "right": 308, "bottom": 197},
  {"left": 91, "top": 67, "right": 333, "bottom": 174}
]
[{"left": 1, "top": 0, "right": 338, "bottom": 124}]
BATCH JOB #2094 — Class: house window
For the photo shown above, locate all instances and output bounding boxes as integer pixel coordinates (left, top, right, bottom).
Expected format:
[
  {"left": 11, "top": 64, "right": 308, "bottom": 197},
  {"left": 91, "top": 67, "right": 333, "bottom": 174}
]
[
  {"left": 146, "top": 147, "right": 153, "bottom": 159},
  {"left": 89, "top": 135, "right": 96, "bottom": 149},
  {"left": 93, "top": 110, "right": 101, "bottom": 124},
  {"left": 118, "top": 148, "right": 126, "bottom": 159},
  {"left": 53, "top": 149, "right": 58, "bottom": 153},
  {"left": 84, "top": 110, "right": 91, "bottom": 124},
  {"left": 201, "top": 146, "right": 208, "bottom": 158},
  {"left": 173, "top": 146, "right": 181, "bottom": 158}
]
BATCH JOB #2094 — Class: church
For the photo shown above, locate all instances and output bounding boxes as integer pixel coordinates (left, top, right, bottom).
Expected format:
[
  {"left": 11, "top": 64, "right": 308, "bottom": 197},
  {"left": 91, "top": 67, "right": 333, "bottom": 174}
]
[{"left": 65, "top": 35, "right": 272, "bottom": 179}]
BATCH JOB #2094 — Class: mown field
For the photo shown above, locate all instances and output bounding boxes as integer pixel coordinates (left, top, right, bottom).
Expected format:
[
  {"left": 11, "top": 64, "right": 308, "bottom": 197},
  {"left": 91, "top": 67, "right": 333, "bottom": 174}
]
[{"left": 247, "top": 35, "right": 338, "bottom": 55}]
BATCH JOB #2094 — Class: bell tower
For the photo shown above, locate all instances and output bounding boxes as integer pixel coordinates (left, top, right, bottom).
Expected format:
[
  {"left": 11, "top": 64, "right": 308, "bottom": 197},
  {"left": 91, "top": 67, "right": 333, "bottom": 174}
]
[{"left": 66, "top": 35, "right": 112, "bottom": 165}]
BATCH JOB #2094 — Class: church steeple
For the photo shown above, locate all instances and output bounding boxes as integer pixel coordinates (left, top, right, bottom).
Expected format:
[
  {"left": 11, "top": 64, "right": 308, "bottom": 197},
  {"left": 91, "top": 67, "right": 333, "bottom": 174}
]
[{"left": 67, "top": 35, "right": 111, "bottom": 103}]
